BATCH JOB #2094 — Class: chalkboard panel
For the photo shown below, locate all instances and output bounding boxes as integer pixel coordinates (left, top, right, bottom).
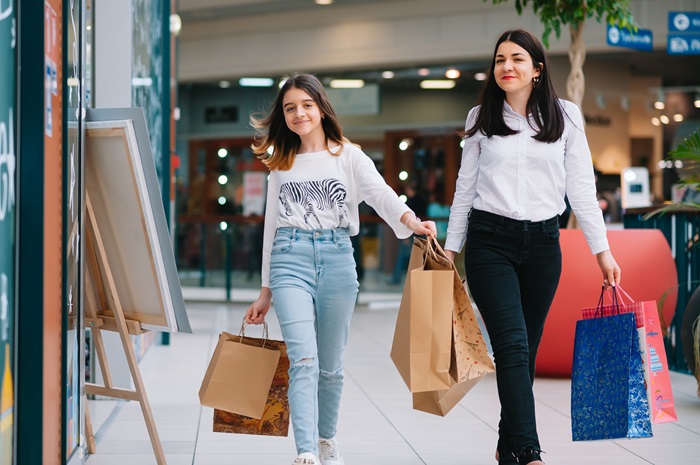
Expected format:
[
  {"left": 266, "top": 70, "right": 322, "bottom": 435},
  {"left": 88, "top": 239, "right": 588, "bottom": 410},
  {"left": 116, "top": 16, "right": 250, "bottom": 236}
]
[{"left": 85, "top": 108, "right": 190, "bottom": 333}]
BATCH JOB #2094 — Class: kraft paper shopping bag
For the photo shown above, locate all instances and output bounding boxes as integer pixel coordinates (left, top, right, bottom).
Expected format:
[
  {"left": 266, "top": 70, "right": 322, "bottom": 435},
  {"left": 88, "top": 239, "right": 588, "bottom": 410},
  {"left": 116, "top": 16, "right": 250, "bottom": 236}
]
[
  {"left": 408, "top": 237, "right": 495, "bottom": 416},
  {"left": 391, "top": 237, "right": 454, "bottom": 393},
  {"left": 199, "top": 324, "right": 281, "bottom": 419},
  {"left": 213, "top": 338, "right": 290, "bottom": 436}
]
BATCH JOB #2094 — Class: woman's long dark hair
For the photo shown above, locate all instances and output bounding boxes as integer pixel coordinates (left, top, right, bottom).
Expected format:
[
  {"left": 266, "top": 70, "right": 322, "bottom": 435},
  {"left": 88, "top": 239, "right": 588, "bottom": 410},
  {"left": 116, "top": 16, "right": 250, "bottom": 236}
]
[
  {"left": 465, "top": 29, "right": 564, "bottom": 143},
  {"left": 251, "top": 73, "right": 349, "bottom": 171}
]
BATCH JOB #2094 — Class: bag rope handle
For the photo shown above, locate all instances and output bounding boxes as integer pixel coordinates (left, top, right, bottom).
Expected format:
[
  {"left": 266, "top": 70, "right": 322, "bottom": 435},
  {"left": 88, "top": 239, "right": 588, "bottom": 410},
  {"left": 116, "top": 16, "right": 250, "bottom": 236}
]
[{"left": 238, "top": 319, "right": 270, "bottom": 348}]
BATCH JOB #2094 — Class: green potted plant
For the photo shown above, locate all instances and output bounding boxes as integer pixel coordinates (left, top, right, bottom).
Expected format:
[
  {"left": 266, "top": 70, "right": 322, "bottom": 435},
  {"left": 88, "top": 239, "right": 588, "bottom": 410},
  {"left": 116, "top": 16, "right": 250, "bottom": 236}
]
[{"left": 646, "top": 127, "right": 700, "bottom": 395}]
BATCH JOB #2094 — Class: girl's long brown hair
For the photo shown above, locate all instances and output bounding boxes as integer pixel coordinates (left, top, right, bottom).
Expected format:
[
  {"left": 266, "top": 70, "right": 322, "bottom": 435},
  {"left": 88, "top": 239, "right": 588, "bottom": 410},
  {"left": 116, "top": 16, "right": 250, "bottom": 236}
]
[{"left": 251, "top": 73, "right": 349, "bottom": 171}]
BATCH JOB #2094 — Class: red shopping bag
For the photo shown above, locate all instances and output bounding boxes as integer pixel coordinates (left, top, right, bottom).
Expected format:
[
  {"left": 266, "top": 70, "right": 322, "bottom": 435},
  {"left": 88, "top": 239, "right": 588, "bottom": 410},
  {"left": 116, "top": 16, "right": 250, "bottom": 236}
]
[{"left": 582, "top": 286, "right": 677, "bottom": 424}]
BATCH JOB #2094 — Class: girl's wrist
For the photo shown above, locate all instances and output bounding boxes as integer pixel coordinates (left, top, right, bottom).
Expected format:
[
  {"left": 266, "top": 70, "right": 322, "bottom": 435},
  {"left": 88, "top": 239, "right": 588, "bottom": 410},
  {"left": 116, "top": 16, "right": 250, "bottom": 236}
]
[{"left": 403, "top": 214, "right": 420, "bottom": 227}]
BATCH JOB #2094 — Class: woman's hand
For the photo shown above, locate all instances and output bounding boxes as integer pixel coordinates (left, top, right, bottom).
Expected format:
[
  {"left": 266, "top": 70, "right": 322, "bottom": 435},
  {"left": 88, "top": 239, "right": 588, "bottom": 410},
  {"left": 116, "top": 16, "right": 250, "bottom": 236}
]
[
  {"left": 444, "top": 249, "right": 457, "bottom": 263},
  {"left": 596, "top": 249, "right": 621, "bottom": 289},
  {"left": 401, "top": 212, "right": 438, "bottom": 238},
  {"left": 245, "top": 287, "right": 273, "bottom": 324}
]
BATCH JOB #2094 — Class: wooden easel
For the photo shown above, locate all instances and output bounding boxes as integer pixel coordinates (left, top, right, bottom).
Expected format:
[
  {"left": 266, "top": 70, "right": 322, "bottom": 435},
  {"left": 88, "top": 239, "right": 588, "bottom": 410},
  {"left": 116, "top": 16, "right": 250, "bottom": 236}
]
[{"left": 82, "top": 192, "right": 167, "bottom": 465}]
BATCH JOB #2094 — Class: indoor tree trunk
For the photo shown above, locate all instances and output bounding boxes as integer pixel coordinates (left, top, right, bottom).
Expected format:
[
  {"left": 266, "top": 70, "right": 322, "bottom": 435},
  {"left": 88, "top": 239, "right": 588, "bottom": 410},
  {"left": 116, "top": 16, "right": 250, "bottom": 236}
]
[{"left": 567, "top": 21, "right": 586, "bottom": 110}]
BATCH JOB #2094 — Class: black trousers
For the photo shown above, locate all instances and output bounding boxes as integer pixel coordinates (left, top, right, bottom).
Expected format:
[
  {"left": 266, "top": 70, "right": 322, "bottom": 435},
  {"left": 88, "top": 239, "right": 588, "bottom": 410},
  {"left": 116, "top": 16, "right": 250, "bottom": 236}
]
[{"left": 464, "top": 209, "right": 562, "bottom": 458}]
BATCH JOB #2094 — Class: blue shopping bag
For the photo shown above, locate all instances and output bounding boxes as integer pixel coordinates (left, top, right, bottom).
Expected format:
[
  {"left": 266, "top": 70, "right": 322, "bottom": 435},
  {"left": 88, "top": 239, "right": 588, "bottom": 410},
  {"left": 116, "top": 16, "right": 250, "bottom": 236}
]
[{"left": 571, "top": 310, "right": 653, "bottom": 441}]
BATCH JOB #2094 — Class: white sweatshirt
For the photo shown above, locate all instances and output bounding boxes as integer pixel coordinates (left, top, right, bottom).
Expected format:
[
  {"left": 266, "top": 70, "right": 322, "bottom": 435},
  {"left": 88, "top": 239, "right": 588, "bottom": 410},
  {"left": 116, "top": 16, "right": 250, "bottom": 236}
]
[{"left": 261, "top": 144, "right": 413, "bottom": 287}]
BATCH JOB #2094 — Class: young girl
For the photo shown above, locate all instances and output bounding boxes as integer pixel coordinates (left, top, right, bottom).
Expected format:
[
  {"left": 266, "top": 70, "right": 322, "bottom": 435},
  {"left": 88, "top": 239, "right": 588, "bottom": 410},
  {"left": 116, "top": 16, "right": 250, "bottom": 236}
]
[
  {"left": 444, "top": 30, "right": 621, "bottom": 464},
  {"left": 245, "top": 73, "right": 436, "bottom": 465}
]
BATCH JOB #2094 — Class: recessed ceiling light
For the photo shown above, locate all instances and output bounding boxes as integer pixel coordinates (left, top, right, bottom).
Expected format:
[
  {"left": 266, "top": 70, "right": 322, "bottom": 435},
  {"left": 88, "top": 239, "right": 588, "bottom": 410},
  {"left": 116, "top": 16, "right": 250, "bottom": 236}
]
[
  {"left": 445, "top": 69, "right": 460, "bottom": 79},
  {"left": 474, "top": 72, "right": 487, "bottom": 81},
  {"left": 239, "top": 77, "right": 274, "bottom": 87},
  {"left": 420, "top": 80, "right": 456, "bottom": 90},
  {"left": 382, "top": 71, "right": 395, "bottom": 79},
  {"left": 329, "top": 79, "right": 365, "bottom": 89},
  {"left": 219, "top": 80, "right": 232, "bottom": 88},
  {"left": 418, "top": 68, "right": 430, "bottom": 76},
  {"left": 315, "top": 0, "right": 333, "bottom": 5}
]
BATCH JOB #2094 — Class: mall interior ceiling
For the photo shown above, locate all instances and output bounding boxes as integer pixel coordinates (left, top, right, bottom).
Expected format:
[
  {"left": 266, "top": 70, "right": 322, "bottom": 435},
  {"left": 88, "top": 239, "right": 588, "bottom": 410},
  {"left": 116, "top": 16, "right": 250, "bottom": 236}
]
[{"left": 175, "top": 0, "right": 699, "bottom": 99}]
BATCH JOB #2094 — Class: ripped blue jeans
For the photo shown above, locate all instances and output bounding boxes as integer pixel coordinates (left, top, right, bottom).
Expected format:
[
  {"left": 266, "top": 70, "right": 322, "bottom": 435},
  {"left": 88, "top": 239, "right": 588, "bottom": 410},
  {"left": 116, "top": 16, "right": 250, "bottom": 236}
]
[{"left": 269, "top": 227, "right": 359, "bottom": 455}]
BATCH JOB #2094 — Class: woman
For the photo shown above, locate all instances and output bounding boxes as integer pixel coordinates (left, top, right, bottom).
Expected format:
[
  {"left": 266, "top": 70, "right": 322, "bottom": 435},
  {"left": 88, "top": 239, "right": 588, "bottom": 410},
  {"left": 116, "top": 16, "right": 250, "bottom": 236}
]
[
  {"left": 245, "top": 73, "right": 436, "bottom": 465},
  {"left": 444, "top": 30, "right": 621, "bottom": 465}
]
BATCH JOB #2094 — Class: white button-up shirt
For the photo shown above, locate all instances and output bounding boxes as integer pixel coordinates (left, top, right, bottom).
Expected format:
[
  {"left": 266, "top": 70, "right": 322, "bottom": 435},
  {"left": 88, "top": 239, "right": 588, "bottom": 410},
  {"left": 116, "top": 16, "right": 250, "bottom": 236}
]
[{"left": 445, "top": 99, "right": 610, "bottom": 255}]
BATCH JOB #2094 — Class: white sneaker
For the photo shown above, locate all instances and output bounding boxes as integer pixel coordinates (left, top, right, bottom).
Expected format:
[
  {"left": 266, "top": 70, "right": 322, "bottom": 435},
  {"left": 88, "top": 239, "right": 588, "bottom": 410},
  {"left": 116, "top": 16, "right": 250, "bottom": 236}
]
[
  {"left": 293, "top": 452, "right": 321, "bottom": 465},
  {"left": 318, "top": 437, "right": 344, "bottom": 465}
]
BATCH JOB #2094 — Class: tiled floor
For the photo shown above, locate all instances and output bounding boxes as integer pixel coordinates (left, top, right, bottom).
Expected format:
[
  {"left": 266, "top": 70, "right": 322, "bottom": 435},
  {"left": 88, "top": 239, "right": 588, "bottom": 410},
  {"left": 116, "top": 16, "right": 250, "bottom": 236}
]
[{"left": 85, "top": 298, "right": 700, "bottom": 465}]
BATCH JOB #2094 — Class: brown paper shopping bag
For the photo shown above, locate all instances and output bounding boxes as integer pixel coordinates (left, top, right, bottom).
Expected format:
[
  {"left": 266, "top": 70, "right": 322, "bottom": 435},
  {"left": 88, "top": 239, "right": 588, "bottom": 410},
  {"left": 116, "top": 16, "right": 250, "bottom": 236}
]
[
  {"left": 213, "top": 338, "right": 290, "bottom": 436},
  {"left": 199, "top": 323, "right": 281, "bottom": 419},
  {"left": 410, "top": 237, "right": 495, "bottom": 416},
  {"left": 412, "top": 375, "right": 482, "bottom": 416},
  {"left": 390, "top": 237, "right": 454, "bottom": 393}
]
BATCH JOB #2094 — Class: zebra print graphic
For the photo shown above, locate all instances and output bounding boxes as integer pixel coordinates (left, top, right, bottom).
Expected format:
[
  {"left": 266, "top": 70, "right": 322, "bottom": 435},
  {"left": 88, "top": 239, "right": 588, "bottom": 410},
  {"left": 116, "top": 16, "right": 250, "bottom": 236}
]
[{"left": 278, "top": 178, "right": 349, "bottom": 229}]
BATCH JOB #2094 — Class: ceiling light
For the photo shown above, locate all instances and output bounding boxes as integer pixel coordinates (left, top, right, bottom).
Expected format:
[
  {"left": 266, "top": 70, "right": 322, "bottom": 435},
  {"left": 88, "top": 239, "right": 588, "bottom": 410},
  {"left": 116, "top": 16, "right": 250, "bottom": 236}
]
[
  {"left": 659, "top": 115, "right": 670, "bottom": 124},
  {"left": 651, "top": 117, "right": 660, "bottom": 126},
  {"left": 219, "top": 80, "right": 232, "bottom": 89},
  {"left": 315, "top": 0, "right": 333, "bottom": 4},
  {"left": 218, "top": 148, "right": 228, "bottom": 158},
  {"left": 398, "top": 171, "right": 409, "bottom": 181},
  {"left": 398, "top": 138, "right": 413, "bottom": 151},
  {"left": 673, "top": 113, "right": 684, "bottom": 122},
  {"left": 382, "top": 71, "right": 395, "bottom": 79},
  {"left": 695, "top": 92, "right": 700, "bottom": 108},
  {"left": 418, "top": 68, "right": 430, "bottom": 76},
  {"left": 474, "top": 72, "right": 487, "bottom": 81},
  {"left": 445, "top": 69, "right": 460, "bottom": 79},
  {"left": 654, "top": 91, "right": 665, "bottom": 110},
  {"left": 329, "top": 79, "right": 364, "bottom": 89},
  {"left": 420, "top": 80, "right": 456, "bottom": 90},
  {"left": 239, "top": 77, "right": 274, "bottom": 87}
]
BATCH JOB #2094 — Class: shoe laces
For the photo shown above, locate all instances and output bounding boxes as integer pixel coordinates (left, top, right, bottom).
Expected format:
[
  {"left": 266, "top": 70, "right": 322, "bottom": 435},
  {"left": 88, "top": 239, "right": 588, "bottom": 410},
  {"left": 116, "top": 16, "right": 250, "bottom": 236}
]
[{"left": 319, "top": 438, "right": 338, "bottom": 460}]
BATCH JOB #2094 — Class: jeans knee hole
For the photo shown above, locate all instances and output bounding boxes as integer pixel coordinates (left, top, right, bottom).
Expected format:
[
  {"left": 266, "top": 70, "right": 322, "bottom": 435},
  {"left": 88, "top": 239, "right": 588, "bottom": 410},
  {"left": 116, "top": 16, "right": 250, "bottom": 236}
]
[{"left": 293, "top": 357, "right": 316, "bottom": 368}]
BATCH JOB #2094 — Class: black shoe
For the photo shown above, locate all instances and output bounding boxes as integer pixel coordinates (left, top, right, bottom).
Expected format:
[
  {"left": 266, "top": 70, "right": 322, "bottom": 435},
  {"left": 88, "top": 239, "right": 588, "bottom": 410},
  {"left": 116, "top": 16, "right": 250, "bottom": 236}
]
[
  {"left": 516, "top": 449, "right": 543, "bottom": 464},
  {"left": 496, "top": 449, "right": 518, "bottom": 464}
]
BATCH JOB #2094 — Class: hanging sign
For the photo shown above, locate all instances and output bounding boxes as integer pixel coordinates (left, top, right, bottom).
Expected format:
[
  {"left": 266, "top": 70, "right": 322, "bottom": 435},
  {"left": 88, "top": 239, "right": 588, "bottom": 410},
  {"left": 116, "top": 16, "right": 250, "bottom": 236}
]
[
  {"left": 606, "top": 24, "right": 653, "bottom": 52},
  {"left": 668, "top": 12, "right": 700, "bottom": 55}
]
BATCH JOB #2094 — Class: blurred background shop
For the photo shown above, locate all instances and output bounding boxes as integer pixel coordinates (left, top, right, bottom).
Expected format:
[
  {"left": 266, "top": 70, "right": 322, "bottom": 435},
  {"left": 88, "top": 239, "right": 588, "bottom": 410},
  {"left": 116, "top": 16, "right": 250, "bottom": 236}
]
[
  {"left": 172, "top": 0, "right": 700, "bottom": 293},
  {"left": 1, "top": 1, "right": 699, "bottom": 464}
]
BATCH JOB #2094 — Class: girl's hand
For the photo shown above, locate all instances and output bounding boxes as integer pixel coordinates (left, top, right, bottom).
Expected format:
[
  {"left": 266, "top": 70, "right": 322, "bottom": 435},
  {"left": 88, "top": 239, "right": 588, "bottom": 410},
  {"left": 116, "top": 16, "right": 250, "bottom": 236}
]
[
  {"left": 245, "top": 288, "right": 273, "bottom": 324},
  {"left": 401, "top": 212, "right": 437, "bottom": 238},
  {"left": 596, "top": 249, "right": 621, "bottom": 289}
]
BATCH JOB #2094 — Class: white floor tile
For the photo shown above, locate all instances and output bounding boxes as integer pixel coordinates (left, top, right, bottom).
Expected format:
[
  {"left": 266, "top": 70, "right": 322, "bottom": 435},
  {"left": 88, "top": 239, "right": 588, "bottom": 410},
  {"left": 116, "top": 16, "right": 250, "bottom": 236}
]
[{"left": 84, "top": 301, "right": 700, "bottom": 465}]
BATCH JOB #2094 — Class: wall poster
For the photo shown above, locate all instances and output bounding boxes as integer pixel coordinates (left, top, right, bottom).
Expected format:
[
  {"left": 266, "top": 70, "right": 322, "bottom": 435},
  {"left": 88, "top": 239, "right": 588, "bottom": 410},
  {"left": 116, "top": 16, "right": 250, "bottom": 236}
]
[{"left": 0, "top": 1, "right": 15, "bottom": 464}]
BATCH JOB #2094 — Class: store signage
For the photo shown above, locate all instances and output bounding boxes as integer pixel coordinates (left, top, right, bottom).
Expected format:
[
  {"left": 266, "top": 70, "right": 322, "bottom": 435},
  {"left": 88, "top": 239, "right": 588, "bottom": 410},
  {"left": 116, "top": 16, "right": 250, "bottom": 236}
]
[
  {"left": 606, "top": 24, "right": 652, "bottom": 52},
  {"left": 668, "top": 12, "right": 700, "bottom": 55},
  {"left": 669, "top": 11, "right": 700, "bottom": 32}
]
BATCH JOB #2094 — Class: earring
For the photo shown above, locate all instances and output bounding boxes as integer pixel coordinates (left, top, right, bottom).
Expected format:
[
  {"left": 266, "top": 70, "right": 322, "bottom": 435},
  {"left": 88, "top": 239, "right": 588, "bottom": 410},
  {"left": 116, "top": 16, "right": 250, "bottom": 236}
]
[{"left": 533, "top": 76, "right": 540, "bottom": 84}]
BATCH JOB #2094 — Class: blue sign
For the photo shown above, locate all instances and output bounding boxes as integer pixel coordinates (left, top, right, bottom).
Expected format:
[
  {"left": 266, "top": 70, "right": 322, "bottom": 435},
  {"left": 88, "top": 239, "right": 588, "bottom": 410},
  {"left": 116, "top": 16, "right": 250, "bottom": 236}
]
[
  {"left": 607, "top": 24, "right": 652, "bottom": 51},
  {"left": 669, "top": 11, "right": 700, "bottom": 33},
  {"left": 667, "top": 33, "right": 700, "bottom": 55}
]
